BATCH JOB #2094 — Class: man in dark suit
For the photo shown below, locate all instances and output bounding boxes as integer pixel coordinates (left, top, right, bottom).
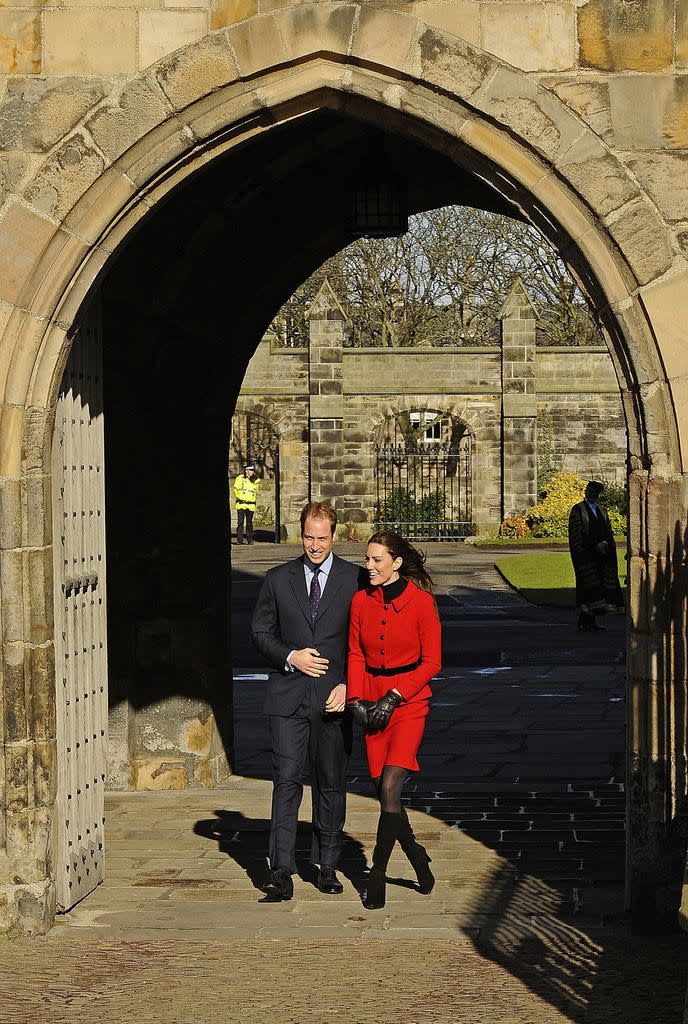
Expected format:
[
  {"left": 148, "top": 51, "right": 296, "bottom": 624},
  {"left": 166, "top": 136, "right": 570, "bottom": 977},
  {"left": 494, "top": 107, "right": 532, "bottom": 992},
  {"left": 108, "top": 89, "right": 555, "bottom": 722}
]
[{"left": 251, "top": 501, "right": 363, "bottom": 899}]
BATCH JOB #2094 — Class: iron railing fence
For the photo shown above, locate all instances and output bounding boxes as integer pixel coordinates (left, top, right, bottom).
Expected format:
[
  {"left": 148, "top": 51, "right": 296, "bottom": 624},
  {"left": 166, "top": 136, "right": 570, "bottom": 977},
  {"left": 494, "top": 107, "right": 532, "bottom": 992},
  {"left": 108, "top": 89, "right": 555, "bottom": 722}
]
[{"left": 374, "top": 442, "right": 473, "bottom": 541}]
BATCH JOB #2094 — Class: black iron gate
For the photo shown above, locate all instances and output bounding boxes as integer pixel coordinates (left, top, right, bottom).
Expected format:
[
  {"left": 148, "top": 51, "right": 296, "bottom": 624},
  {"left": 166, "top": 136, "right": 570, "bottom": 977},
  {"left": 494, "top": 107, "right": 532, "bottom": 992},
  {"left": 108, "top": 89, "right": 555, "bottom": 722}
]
[{"left": 374, "top": 441, "right": 473, "bottom": 540}]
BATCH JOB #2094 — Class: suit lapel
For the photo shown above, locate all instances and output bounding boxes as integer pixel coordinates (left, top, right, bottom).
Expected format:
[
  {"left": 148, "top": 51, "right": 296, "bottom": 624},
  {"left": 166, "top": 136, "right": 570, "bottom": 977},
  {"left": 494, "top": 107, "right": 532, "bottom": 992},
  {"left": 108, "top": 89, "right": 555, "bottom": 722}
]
[
  {"left": 313, "top": 555, "right": 346, "bottom": 626},
  {"left": 288, "top": 558, "right": 312, "bottom": 627}
]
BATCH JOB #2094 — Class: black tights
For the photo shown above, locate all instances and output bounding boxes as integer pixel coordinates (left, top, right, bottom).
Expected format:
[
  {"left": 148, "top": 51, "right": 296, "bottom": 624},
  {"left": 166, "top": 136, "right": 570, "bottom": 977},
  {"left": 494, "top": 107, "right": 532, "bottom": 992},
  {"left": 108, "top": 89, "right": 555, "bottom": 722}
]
[{"left": 371, "top": 765, "right": 407, "bottom": 813}]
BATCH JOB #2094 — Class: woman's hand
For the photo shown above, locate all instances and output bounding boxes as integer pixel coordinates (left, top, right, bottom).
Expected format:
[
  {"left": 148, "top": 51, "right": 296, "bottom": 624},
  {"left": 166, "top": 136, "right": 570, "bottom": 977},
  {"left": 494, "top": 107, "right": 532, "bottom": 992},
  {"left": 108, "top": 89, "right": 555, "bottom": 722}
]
[
  {"left": 367, "top": 691, "right": 403, "bottom": 733},
  {"left": 347, "top": 699, "right": 375, "bottom": 728}
]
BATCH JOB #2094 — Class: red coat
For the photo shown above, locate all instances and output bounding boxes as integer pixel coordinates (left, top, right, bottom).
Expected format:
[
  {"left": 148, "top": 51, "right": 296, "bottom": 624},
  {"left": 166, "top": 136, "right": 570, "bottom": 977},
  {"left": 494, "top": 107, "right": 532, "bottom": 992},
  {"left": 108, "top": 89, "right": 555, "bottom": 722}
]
[{"left": 347, "top": 580, "right": 441, "bottom": 703}]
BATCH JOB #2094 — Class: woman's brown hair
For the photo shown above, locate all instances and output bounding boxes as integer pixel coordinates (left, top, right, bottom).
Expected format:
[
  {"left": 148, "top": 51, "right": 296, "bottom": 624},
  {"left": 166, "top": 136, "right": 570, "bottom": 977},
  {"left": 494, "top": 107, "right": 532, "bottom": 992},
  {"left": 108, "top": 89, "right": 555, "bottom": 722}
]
[{"left": 368, "top": 531, "right": 434, "bottom": 593}]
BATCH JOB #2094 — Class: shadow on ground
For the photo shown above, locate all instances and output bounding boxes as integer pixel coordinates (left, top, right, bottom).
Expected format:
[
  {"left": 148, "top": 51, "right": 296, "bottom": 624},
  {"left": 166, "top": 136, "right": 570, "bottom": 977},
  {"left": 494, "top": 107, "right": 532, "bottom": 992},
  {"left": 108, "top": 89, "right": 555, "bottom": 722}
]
[{"left": 226, "top": 543, "right": 688, "bottom": 1023}]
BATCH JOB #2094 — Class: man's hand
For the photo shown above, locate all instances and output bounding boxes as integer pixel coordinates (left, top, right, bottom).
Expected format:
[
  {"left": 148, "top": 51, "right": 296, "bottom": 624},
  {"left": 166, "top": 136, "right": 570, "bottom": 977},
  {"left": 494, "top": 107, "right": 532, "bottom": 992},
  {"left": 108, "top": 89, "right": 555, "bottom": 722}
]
[
  {"left": 325, "top": 683, "right": 347, "bottom": 713},
  {"left": 289, "top": 647, "right": 329, "bottom": 677},
  {"left": 596, "top": 541, "right": 609, "bottom": 555}
]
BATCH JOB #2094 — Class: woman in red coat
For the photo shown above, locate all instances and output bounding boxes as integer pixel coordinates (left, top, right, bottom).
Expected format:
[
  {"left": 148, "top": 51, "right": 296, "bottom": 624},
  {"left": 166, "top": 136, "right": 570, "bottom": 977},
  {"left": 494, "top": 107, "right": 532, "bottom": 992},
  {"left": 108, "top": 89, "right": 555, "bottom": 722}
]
[{"left": 347, "top": 531, "right": 442, "bottom": 910}]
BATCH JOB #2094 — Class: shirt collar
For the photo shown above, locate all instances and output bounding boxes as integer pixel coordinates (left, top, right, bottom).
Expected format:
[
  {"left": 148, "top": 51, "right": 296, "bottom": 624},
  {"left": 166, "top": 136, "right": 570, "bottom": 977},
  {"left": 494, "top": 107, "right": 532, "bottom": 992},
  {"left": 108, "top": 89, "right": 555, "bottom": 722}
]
[{"left": 304, "top": 551, "right": 333, "bottom": 577}]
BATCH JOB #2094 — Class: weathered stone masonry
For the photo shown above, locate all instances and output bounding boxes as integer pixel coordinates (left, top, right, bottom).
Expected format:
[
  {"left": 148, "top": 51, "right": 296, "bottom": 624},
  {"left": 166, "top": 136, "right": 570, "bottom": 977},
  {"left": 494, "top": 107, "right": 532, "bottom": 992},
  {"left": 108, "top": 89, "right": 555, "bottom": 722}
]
[
  {"left": 233, "top": 278, "right": 626, "bottom": 538},
  {"left": 0, "top": 0, "right": 686, "bottom": 938}
]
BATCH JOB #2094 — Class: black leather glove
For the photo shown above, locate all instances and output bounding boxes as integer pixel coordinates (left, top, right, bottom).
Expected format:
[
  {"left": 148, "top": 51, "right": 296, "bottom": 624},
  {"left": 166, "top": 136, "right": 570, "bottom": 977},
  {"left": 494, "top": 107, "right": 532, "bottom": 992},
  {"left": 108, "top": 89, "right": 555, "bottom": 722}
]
[
  {"left": 367, "top": 690, "right": 403, "bottom": 733},
  {"left": 348, "top": 699, "right": 375, "bottom": 729}
]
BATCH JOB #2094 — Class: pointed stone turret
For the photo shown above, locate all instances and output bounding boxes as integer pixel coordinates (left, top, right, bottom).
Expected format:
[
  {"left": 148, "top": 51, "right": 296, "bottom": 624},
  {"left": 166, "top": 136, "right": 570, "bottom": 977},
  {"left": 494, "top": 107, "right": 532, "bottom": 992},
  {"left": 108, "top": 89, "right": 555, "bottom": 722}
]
[
  {"left": 305, "top": 277, "right": 348, "bottom": 322},
  {"left": 498, "top": 276, "right": 538, "bottom": 322}
]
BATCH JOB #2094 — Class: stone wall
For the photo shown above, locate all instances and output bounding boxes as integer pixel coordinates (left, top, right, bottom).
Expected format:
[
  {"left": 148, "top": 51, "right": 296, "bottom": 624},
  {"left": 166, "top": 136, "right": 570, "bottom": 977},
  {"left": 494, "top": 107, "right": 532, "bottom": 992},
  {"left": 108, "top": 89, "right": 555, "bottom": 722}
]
[
  {"left": 0, "top": 0, "right": 687, "bottom": 935},
  {"left": 234, "top": 285, "right": 626, "bottom": 537}
]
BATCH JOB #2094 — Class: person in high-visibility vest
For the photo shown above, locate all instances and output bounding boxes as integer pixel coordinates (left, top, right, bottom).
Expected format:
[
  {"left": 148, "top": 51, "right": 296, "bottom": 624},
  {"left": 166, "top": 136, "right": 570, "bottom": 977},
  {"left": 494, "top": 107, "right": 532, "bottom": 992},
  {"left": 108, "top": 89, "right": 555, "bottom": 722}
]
[{"left": 234, "top": 463, "right": 259, "bottom": 544}]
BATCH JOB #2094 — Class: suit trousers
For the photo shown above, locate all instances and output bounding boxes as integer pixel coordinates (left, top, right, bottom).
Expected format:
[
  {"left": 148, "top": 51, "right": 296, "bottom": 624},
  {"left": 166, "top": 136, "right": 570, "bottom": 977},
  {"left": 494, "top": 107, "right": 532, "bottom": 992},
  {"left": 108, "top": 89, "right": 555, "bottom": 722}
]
[{"left": 269, "top": 681, "right": 350, "bottom": 873}]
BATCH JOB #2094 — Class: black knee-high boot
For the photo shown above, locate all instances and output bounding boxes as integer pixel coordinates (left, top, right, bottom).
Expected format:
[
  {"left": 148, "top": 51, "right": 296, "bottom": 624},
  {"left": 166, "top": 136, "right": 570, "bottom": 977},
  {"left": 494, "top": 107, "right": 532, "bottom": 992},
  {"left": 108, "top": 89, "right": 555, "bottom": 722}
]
[
  {"left": 364, "top": 811, "right": 401, "bottom": 910},
  {"left": 398, "top": 807, "right": 435, "bottom": 894}
]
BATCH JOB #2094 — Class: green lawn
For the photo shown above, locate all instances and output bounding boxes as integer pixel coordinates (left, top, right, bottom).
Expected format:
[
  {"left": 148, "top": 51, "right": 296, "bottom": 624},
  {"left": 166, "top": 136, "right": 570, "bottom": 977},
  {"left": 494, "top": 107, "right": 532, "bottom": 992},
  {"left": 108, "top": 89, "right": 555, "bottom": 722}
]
[{"left": 495, "top": 552, "right": 627, "bottom": 608}]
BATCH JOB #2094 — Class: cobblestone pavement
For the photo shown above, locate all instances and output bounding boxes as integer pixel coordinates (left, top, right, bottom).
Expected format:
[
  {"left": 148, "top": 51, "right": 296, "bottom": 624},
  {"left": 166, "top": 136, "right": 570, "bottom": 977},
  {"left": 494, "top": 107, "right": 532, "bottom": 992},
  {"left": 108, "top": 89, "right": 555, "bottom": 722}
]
[{"left": 3, "top": 544, "right": 687, "bottom": 1023}]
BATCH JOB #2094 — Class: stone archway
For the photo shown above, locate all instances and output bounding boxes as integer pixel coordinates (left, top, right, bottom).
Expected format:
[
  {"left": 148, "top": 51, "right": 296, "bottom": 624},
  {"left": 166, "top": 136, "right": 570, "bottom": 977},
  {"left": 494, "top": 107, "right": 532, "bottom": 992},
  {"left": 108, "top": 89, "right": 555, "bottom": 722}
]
[{"left": 0, "top": 10, "right": 686, "bottom": 935}]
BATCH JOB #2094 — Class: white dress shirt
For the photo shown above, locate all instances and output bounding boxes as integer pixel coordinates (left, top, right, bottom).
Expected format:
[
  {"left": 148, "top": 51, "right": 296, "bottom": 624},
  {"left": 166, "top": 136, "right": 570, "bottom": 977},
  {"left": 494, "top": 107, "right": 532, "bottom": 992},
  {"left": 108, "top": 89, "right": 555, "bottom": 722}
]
[{"left": 286, "top": 552, "right": 334, "bottom": 671}]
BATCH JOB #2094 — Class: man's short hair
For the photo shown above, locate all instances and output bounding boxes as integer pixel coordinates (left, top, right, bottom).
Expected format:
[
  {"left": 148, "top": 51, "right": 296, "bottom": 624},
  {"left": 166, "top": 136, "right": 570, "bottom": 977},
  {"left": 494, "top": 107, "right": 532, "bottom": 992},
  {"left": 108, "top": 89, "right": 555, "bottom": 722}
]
[
  {"left": 300, "top": 501, "right": 337, "bottom": 536},
  {"left": 586, "top": 480, "right": 604, "bottom": 496}
]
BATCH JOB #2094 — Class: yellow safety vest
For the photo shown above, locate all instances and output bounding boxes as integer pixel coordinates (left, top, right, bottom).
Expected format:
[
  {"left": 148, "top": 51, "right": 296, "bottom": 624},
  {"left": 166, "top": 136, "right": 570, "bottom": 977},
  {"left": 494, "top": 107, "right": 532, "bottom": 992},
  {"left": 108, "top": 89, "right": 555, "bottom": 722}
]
[{"left": 234, "top": 474, "right": 259, "bottom": 510}]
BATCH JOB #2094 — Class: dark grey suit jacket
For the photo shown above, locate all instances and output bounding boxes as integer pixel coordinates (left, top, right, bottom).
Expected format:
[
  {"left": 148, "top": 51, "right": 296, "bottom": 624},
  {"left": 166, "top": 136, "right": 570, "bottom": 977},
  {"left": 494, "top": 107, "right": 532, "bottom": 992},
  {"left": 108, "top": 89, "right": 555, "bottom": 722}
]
[{"left": 251, "top": 553, "right": 363, "bottom": 716}]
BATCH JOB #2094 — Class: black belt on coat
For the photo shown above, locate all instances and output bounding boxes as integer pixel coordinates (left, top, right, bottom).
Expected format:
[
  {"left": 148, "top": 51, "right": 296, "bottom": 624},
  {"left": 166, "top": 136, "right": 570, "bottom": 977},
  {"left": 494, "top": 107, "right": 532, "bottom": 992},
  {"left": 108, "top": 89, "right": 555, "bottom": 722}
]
[{"left": 365, "top": 660, "right": 421, "bottom": 677}]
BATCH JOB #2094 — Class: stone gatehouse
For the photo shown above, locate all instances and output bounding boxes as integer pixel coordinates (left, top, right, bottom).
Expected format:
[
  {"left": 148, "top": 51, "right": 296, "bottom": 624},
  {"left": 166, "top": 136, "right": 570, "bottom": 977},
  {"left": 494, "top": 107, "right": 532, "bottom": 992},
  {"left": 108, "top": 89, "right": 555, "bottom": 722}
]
[
  {"left": 231, "top": 279, "right": 627, "bottom": 538},
  {"left": 0, "top": 0, "right": 687, "bottom": 940}
]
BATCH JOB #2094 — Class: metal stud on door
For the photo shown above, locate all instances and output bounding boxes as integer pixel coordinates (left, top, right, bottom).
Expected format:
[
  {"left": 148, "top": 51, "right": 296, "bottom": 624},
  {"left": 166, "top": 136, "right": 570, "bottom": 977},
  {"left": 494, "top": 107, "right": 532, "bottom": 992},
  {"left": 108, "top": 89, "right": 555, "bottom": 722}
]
[{"left": 52, "top": 299, "right": 108, "bottom": 912}]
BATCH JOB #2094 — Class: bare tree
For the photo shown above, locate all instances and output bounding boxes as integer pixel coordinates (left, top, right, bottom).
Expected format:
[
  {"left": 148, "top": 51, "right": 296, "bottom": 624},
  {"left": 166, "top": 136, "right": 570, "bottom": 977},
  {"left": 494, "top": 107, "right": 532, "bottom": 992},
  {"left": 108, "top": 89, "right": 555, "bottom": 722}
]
[{"left": 270, "top": 206, "right": 601, "bottom": 348}]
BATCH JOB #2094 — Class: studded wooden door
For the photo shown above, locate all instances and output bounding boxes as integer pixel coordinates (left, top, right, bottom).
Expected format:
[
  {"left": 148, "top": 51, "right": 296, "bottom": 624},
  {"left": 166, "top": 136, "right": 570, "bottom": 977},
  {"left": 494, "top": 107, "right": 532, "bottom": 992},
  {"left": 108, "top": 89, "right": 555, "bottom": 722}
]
[{"left": 52, "top": 299, "right": 108, "bottom": 912}]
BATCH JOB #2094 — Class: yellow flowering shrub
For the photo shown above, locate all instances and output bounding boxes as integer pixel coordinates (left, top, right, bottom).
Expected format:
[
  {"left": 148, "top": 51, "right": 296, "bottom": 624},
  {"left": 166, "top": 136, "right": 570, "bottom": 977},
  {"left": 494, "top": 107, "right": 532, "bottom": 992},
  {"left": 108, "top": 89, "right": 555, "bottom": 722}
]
[
  {"left": 499, "top": 513, "right": 531, "bottom": 538},
  {"left": 525, "top": 472, "right": 587, "bottom": 538}
]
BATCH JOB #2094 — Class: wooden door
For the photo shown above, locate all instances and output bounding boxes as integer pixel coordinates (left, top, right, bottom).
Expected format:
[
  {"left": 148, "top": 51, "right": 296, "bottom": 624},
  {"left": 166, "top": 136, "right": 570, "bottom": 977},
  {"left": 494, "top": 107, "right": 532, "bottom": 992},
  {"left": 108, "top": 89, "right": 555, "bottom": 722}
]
[{"left": 52, "top": 299, "right": 109, "bottom": 911}]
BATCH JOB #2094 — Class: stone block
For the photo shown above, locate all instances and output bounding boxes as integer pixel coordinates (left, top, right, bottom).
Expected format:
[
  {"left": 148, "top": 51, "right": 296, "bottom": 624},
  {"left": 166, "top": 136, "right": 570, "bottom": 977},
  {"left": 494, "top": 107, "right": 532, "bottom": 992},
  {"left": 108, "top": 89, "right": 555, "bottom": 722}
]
[
  {"left": 86, "top": 78, "right": 169, "bottom": 163},
  {"left": 0, "top": 11, "right": 41, "bottom": 74},
  {"left": 211, "top": 0, "right": 257, "bottom": 31},
  {"left": 555, "top": 133, "right": 636, "bottom": 218},
  {"left": 229, "top": 14, "right": 287, "bottom": 76},
  {"left": 133, "top": 757, "right": 188, "bottom": 791},
  {"left": 24, "top": 548, "right": 51, "bottom": 647},
  {"left": 28, "top": 644, "right": 55, "bottom": 742},
  {"left": 3, "top": 642, "right": 27, "bottom": 741},
  {"left": 578, "top": 0, "right": 674, "bottom": 72},
  {"left": 182, "top": 714, "right": 214, "bottom": 758},
  {"left": 481, "top": 2, "right": 575, "bottom": 73},
  {"left": 474, "top": 67, "right": 581, "bottom": 162},
  {"left": 0, "top": 151, "right": 38, "bottom": 210},
  {"left": 625, "top": 154, "right": 688, "bottom": 223},
  {"left": 155, "top": 32, "right": 239, "bottom": 110},
  {"left": 193, "top": 758, "right": 214, "bottom": 789},
  {"left": 44, "top": 11, "right": 137, "bottom": 75},
  {"left": 408, "top": 24, "right": 494, "bottom": 101},
  {"left": 679, "top": 3, "right": 688, "bottom": 68},
  {"left": 0, "top": 78, "right": 108, "bottom": 154},
  {"left": 546, "top": 79, "right": 613, "bottom": 141},
  {"left": 5, "top": 808, "right": 29, "bottom": 859},
  {"left": 350, "top": 7, "right": 416, "bottom": 69},
  {"left": 415, "top": 2, "right": 479, "bottom": 46},
  {"left": 139, "top": 11, "right": 208, "bottom": 70},
  {"left": 0, "top": 477, "right": 20, "bottom": 549},
  {"left": 1, "top": 548, "right": 23, "bottom": 646},
  {"left": 276, "top": 3, "right": 356, "bottom": 60},
  {"left": 25, "top": 132, "right": 105, "bottom": 221},
  {"left": 639, "top": 270, "right": 688, "bottom": 458},
  {"left": 6, "top": 742, "right": 29, "bottom": 811},
  {"left": 606, "top": 200, "right": 674, "bottom": 286},
  {"left": 32, "top": 739, "right": 56, "bottom": 808},
  {"left": 0, "top": 203, "right": 55, "bottom": 307}
]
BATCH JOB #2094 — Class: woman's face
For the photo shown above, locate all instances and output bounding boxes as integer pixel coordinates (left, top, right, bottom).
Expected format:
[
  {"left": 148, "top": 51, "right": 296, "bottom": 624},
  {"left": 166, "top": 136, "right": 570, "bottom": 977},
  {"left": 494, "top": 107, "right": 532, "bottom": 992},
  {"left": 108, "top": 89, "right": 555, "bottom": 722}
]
[{"left": 365, "top": 542, "right": 402, "bottom": 586}]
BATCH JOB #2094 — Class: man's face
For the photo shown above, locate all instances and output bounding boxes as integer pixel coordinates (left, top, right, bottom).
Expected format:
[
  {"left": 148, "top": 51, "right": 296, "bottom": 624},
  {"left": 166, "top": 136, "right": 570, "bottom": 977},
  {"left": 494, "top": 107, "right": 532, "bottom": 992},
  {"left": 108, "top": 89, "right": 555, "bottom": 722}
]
[
  {"left": 302, "top": 516, "right": 334, "bottom": 565},
  {"left": 585, "top": 485, "right": 601, "bottom": 503},
  {"left": 245, "top": 468, "right": 255, "bottom": 478}
]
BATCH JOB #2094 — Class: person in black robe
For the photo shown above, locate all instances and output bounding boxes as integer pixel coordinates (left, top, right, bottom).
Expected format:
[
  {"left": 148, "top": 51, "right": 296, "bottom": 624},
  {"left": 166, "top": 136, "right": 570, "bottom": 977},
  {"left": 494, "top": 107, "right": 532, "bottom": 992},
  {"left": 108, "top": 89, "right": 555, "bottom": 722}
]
[{"left": 568, "top": 480, "right": 624, "bottom": 632}]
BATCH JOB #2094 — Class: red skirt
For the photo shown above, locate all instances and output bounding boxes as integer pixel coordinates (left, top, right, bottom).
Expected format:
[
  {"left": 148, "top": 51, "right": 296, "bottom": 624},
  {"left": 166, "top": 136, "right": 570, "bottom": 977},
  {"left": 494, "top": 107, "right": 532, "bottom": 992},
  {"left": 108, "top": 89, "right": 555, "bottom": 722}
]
[{"left": 364, "top": 698, "right": 429, "bottom": 778}]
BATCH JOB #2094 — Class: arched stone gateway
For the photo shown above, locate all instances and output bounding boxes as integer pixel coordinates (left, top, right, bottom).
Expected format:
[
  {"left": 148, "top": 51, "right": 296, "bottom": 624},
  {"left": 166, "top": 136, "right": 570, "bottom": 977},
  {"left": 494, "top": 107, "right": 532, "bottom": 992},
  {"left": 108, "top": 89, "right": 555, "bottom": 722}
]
[{"left": 0, "top": 6, "right": 686, "bottom": 935}]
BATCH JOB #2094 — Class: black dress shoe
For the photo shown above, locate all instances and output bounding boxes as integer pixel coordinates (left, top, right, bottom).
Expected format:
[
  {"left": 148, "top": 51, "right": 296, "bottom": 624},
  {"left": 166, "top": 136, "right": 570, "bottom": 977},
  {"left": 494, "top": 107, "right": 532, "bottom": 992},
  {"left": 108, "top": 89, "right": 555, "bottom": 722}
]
[
  {"left": 317, "top": 867, "right": 343, "bottom": 895},
  {"left": 261, "top": 867, "right": 293, "bottom": 900}
]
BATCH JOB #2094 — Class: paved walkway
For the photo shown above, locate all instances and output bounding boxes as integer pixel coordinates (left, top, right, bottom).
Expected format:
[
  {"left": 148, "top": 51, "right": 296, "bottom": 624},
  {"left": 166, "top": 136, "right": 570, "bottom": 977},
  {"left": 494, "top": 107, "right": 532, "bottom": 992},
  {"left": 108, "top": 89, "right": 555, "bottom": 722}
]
[{"left": 4, "top": 544, "right": 687, "bottom": 1023}]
